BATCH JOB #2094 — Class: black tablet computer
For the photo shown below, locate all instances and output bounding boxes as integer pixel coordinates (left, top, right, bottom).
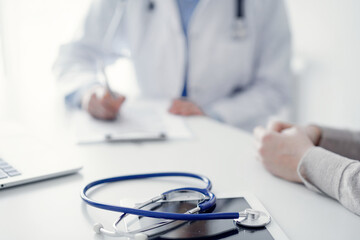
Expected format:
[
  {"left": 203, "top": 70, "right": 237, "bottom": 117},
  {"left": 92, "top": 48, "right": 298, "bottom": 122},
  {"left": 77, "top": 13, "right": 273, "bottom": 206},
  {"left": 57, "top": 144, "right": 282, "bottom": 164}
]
[{"left": 123, "top": 193, "right": 288, "bottom": 240}]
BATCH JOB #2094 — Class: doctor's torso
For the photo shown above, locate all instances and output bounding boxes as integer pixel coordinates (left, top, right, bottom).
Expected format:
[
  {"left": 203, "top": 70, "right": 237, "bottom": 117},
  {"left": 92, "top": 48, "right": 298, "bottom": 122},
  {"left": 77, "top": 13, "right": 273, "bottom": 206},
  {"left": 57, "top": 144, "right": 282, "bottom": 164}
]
[{"left": 110, "top": 0, "right": 261, "bottom": 108}]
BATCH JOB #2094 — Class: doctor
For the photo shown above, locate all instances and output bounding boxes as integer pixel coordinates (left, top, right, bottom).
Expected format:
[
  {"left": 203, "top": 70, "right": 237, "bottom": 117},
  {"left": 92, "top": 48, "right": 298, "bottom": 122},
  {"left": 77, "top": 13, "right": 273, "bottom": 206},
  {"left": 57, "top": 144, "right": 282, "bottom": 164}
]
[{"left": 53, "top": 0, "right": 292, "bottom": 131}]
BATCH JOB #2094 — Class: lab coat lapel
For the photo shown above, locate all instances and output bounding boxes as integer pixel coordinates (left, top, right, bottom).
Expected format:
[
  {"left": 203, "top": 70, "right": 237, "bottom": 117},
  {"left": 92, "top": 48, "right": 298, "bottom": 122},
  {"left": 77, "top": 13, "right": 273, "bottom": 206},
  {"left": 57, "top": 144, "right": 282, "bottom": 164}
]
[
  {"left": 188, "top": 0, "right": 211, "bottom": 36},
  {"left": 161, "top": 0, "right": 211, "bottom": 38},
  {"left": 161, "top": 0, "right": 183, "bottom": 38},
  {"left": 156, "top": 0, "right": 186, "bottom": 97}
]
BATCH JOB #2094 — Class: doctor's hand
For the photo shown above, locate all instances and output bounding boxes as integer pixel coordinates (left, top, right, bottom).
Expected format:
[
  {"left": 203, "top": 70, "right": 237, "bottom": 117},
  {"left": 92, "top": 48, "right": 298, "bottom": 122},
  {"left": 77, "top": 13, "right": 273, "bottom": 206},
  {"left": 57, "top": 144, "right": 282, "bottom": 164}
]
[
  {"left": 83, "top": 88, "right": 126, "bottom": 121},
  {"left": 253, "top": 124, "right": 314, "bottom": 183},
  {"left": 169, "top": 99, "right": 205, "bottom": 116}
]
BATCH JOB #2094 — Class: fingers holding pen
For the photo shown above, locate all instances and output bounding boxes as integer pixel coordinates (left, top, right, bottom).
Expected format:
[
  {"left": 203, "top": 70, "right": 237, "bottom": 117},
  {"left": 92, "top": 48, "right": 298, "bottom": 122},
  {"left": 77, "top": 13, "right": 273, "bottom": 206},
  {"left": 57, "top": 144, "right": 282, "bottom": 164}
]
[
  {"left": 101, "top": 91, "right": 126, "bottom": 111},
  {"left": 87, "top": 90, "right": 126, "bottom": 120}
]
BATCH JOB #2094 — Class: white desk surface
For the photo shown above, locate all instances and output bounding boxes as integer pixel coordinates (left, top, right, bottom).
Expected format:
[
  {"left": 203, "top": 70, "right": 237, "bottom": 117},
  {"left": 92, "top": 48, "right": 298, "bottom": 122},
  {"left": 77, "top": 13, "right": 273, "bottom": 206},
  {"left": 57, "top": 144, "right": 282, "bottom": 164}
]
[{"left": 0, "top": 116, "right": 359, "bottom": 240}]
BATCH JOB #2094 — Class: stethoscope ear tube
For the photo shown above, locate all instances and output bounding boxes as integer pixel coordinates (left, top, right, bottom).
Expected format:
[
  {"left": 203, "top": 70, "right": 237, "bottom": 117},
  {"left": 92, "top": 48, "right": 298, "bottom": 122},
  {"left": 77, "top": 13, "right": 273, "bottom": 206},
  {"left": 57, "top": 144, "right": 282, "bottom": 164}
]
[
  {"left": 146, "top": 0, "right": 247, "bottom": 39},
  {"left": 236, "top": 0, "right": 244, "bottom": 19},
  {"left": 233, "top": 0, "right": 247, "bottom": 39},
  {"left": 81, "top": 172, "right": 220, "bottom": 220}
]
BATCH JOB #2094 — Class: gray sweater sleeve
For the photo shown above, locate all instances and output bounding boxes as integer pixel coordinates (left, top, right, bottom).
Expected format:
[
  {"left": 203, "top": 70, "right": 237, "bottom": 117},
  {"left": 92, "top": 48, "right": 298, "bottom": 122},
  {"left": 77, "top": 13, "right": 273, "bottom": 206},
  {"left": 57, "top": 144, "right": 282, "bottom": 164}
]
[
  {"left": 317, "top": 126, "right": 360, "bottom": 160},
  {"left": 298, "top": 146, "right": 360, "bottom": 216}
]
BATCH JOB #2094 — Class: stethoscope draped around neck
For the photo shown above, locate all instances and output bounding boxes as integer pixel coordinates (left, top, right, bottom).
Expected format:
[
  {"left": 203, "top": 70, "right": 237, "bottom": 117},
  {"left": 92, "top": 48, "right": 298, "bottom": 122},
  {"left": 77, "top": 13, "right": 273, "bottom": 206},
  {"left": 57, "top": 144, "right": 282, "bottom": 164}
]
[
  {"left": 81, "top": 172, "right": 271, "bottom": 239},
  {"left": 147, "top": 0, "right": 247, "bottom": 39}
]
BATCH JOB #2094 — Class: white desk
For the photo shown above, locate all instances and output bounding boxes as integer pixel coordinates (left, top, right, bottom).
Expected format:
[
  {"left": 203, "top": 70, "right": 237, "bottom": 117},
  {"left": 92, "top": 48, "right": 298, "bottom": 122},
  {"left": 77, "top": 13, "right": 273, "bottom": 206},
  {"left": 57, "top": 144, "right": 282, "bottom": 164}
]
[{"left": 0, "top": 117, "right": 359, "bottom": 240}]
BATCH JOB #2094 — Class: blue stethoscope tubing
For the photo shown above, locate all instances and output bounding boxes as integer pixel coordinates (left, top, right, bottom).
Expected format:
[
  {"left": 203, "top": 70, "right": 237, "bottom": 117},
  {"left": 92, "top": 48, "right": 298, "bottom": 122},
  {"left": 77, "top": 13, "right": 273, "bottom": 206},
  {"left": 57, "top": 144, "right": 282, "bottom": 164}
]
[{"left": 81, "top": 172, "right": 242, "bottom": 221}]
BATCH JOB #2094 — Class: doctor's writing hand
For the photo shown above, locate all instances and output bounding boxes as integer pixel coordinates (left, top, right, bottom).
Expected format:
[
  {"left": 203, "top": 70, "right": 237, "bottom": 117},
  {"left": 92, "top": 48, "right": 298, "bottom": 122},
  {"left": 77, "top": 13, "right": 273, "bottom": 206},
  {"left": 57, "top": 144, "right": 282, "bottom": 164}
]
[
  {"left": 253, "top": 124, "right": 314, "bottom": 183},
  {"left": 169, "top": 99, "right": 205, "bottom": 116},
  {"left": 84, "top": 88, "right": 126, "bottom": 121}
]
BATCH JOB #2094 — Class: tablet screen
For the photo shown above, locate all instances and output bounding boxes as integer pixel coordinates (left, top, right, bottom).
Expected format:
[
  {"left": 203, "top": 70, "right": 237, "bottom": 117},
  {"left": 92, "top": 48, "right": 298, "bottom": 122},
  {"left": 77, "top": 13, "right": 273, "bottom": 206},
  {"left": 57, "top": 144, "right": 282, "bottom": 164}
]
[{"left": 134, "top": 197, "right": 274, "bottom": 240}]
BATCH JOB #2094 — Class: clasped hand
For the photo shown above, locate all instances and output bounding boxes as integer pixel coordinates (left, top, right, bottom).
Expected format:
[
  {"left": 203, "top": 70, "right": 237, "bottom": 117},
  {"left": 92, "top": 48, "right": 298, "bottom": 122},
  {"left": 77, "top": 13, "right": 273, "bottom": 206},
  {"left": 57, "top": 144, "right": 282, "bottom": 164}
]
[{"left": 254, "top": 121, "right": 321, "bottom": 183}]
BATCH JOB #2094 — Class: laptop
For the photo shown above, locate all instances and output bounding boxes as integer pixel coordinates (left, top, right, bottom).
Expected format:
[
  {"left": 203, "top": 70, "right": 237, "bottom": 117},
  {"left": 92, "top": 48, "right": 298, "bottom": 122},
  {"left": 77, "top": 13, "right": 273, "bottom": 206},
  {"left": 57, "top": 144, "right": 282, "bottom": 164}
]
[{"left": 0, "top": 132, "right": 82, "bottom": 189}]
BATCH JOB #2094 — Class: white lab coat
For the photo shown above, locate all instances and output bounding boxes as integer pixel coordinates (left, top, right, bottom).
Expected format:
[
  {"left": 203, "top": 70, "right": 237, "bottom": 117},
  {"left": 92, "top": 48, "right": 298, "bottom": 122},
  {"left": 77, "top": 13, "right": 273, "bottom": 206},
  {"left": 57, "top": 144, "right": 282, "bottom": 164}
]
[{"left": 54, "top": 0, "right": 292, "bottom": 131}]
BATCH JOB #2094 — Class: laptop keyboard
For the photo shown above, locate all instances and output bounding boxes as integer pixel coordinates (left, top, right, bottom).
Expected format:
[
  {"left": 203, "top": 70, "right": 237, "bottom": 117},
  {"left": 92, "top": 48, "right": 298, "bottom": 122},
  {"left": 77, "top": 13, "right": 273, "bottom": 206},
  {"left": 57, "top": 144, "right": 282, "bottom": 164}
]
[{"left": 0, "top": 158, "right": 21, "bottom": 179}]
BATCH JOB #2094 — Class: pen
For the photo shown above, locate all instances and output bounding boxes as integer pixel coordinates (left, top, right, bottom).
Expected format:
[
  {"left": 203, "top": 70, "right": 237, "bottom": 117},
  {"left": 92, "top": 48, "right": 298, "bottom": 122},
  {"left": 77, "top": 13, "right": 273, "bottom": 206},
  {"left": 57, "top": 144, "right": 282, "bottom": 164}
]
[
  {"left": 101, "top": 66, "right": 116, "bottom": 99},
  {"left": 99, "top": 1, "right": 126, "bottom": 100},
  {"left": 96, "top": 60, "right": 116, "bottom": 99}
]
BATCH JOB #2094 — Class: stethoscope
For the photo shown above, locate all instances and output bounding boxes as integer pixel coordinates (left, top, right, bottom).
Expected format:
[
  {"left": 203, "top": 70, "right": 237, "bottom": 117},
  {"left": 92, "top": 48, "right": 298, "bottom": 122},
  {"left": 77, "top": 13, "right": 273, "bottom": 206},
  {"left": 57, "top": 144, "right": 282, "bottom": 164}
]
[
  {"left": 147, "top": 0, "right": 247, "bottom": 39},
  {"left": 81, "top": 172, "right": 271, "bottom": 239}
]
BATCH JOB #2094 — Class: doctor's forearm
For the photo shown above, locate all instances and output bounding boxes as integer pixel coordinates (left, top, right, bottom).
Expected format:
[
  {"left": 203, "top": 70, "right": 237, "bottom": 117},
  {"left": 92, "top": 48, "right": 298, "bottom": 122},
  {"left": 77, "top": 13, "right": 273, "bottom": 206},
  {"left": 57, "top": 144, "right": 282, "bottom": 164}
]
[
  {"left": 64, "top": 82, "right": 101, "bottom": 109},
  {"left": 205, "top": 83, "right": 288, "bottom": 131},
  {"left": 53, "top": 0, "right": 124, "bottom": 104}
]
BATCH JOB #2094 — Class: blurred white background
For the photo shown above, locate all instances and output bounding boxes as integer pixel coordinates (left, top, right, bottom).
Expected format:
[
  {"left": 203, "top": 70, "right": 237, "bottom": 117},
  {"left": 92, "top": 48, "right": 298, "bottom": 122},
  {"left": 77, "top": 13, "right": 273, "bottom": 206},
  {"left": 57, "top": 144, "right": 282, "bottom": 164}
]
[
  {"left": 287, "top": 0, "right": 360, "bottom": 129},
  {"left": 0, "top": 0, "right": 360, "bottom": 130}
]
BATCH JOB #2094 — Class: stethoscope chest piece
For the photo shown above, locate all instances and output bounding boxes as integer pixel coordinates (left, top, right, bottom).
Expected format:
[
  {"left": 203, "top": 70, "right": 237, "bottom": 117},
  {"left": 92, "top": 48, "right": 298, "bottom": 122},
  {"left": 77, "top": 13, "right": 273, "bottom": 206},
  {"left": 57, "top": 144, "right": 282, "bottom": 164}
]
[
  {"left": 234, "top": 208, "right": 271, "bottom": 228},
  {"left": 232, "top": 19, "right": 247, "bottom": 40}
]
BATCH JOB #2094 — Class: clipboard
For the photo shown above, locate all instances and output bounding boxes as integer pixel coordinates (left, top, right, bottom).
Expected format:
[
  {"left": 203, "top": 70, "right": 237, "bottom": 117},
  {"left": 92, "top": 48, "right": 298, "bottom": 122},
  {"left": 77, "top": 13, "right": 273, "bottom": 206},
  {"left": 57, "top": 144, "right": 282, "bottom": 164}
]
[
  {"left": 72, "top": 99, "right": 192, "bottom": 144},
  {"left": 78, "top": 131, "right": 167, "bottom": 144}
]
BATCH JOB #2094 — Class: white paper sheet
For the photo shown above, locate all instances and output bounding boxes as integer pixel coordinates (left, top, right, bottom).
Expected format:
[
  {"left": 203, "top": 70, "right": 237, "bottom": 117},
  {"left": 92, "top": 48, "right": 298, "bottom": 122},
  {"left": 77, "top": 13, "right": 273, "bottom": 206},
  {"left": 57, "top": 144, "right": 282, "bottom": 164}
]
[{"left": 72, "top": 99, "right": 193, "bottom": 144}]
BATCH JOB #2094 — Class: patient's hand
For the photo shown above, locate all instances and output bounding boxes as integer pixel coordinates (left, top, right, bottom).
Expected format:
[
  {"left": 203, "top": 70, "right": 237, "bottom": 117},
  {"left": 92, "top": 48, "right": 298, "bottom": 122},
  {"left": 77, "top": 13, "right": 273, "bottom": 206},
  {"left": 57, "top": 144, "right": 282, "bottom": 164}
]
[
  {"left": 169, "top": 99, "right": 204, "bottom": 116},
  {"left": 84, "top": 88, "right": 126, "bottom": 120},
  {"left": 253, "top": 124, "right": 314, "bottom": 183},
  {"left": 267, "top": 121, "right": 322, "bottom": 146}
]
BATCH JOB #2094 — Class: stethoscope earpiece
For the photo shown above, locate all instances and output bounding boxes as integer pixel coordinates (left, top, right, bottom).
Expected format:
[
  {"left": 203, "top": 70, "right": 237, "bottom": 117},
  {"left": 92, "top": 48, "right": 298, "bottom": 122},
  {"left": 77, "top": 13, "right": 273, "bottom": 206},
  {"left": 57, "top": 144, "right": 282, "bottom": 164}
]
[
  {"left": 134, "top": 233, "right": 149, "bottom": 240},
  {"left": 232, "top": 19, "right": 247, "bottom": 40},
  {"left": 93, "top": 223, "right": 103, "bottom": 234}
]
